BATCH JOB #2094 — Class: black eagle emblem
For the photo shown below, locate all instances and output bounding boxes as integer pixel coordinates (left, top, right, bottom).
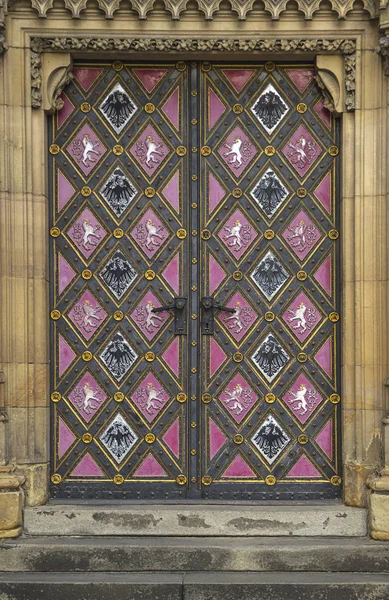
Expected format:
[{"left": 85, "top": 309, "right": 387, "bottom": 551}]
[
  {"left": 252, "top": 335, "right": 289, "bottom": 380},
  {"left": 252, "top": 416, "right": 289, "bottom": 462},
  {"left": 100, "top": 332, "right": 138, "bottom": 381},
  {"left": 99, "top": 251, "right": 137, "bottom": 299},
  {"left": 100, "top": 169, "right": 137, "bottom": 217},
  {"left": 252, "top": 171, "right": 288, "bottom": 217},
  {"left": 100, "top": 86, "right": 136, "bottom": 131},
  {"left": 252, "top": 90, "right": 288, "bottom": 131},
  {"left": 252, "top": 253, "right": 289, "bottom": 299},
  {"left": 101, "top": 418, "right": 137, "bottom": 461}
]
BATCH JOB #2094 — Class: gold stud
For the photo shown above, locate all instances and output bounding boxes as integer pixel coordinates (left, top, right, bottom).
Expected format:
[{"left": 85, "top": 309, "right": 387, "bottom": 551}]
[
  {"left": 114, "top": 392, "right": 124, "bottom": 402},
  {"left": 331, "top": 475, "right": 341, "bottom": 486},
  {"left": 264, "top": 311, "right": 275, "bottom": 322},
  {"left": 264, "top": 229, "right": 275, "bottom": 240},
  {"left": 297, "top": 270, "right": 307, "bottom": 281},
  {"left": 201, "top": 229, "right": 211, "bottom": 240},
  {"left": 82, "top": 269, "right": 93, "bottom": 280},
  {"left": 82, "top": 433, "right": 93, "bottom": 444},
  {"left": 145, "top": 433, "right": 155, "bottom": 444},
  {"left": 113, "top": 228, "right": 124, "bottom": 238},
  {"left": 201, "top": 62, "right": 212, "bottom": 72},
  {"left": 265, "top": 393, "right": 276, "bottom": 403},
  {"left": 233, "top": 270, "right": 243, "bottom": 281},
  {"left": 176, "top": 61, "right": 186, "bottom": 72},
  {"left": 298, "top": 434, "right": 309, "bottom": 445},
  {"left": 51, "top": 392, "right": 61, "bottom": 403},
  {"left": 265, "top": 61, "right": 276, "bottom": 72},
  {"left": 176, "top": 392, "right": 187, "bottom": 403},
  {"left": 202, "top": 475, "right": 212, "bottom": 485},
  {"left": 113, "top": 310, "right": 124, "bottom": 321},
  {"left": 192, "top": 175, "right": 198, "bottom": 181},
  {"left": 328, "top": 145, "right": 339, "bottom": 156},
  {"left": 176, "top": 474, "right": 187, "bottom": 485},
  {"left": 296, "top": 103, "right": 307, "bottom": 114},
  {"left": 145, "top": 187, "right": 155, "bottom": 198},
  {"left": 145, "top": 270, "right": 156, "bottom": 280},
  {"left": 191, "top": 119, "right": 198, "bottom": 125},
  {"left": 49, "top": 144, "right": 60, "bottom": 155},
  {"left": 113, "top": 474, "right": 124, "bottom": 485},
  {"left": 264, "top": 146, "right": 276, "bottom": 156},
  {"left": 265, "top": 475, "right": 276, "bottom": 485},
  {"left": 191, "top": 314, "right": 197, "bottom": 320},
  {"left": 81, "top": 186, "right": 92, "bottom": 197},
  {"left": 176, "top": 146, "right": 187, "bottom": 156},
  {"left": 233, "top": 433, "right": 244, "bottom": 445},
  {"left": 330, "top": 393, "right": 340, "bottom": 404},
  {"left": 51, "top": 474, "right": 62, "bottom": 484},
  {"left": 113, "top": 145, "right": 124, "bottom": 156},
  {"left": 192, "top": 147, "right": 198, "bottom": 153},
  {"left": 233, "top": 352, "right": 244, "bottom": 363},
  {"left": 191, "top": 287, "right": 197, "bottom": 292},
  {"left": 112, "top": 61, "right": 123, "bottom": 71},
  {"left": 191, "top": 91, "right": 198, "bottom": 97},
  {"left": 82, "top": 351, "right": 93, "bottom": 362},
  {"left": 202, "top": 393, "right": 212, "bottom": 403},
  {"left": 328, "top": 229, "right": 339, "bottom": 240},
  {"left": 191, "top": 368, "right": 197, "bottom": 373},
  {"left": 176, "top": 228, "right": 187, "bottom": 239},
  {"left": 144, "top": 103, "right": 155, "bottom": 113},
  {"left": 201, "top": 146, "right": 212, "bottom": 157},
  {"left": 145, "top": 351, "right": 155, "bottom": 362},
  {"left": 329, "top": 312, "right": 340, "bottom": 322},
  {"left": 191, "top": 477, "right": 197, "bottom": 483},
  {"left": 191, "top": 395, "right": 197, "bottom": 400},
  {"left": 50, "top": 227, "right": 61, "bottom": 238},
  {"left": 191, "top": 202, "right": 198, "bottom": 208},
  {"left": 232, "top": 188, "right": 243, "bottom": 198},
  {"left": 233, "top": 104, "right": 243, "bottom": 114},
  {"left": 297, "top": 187, "right": 307, "bottom": 198},
  {"left": 189, "top": 449, "right": 196, "bottom": 456},
  {"left": 50, "top": 310, "right": 61, "bottom": 320},
  {"left": 192, "top": 258, "right": 198, "bottom": 264},
  {"left": 80, "top": 102, "right": 91, "bottom": 113},
  {"left": 297, "top": 352, "right": 308, "bottom": 363}
]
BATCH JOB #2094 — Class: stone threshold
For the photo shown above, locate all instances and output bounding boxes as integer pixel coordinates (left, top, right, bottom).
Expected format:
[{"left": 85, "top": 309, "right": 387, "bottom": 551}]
[{"left": 24, "top": 503, "right": 367, "bottom": 537}]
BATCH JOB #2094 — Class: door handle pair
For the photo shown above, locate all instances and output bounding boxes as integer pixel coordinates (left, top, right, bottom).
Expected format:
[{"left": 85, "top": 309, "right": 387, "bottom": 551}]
[{"left": 151, "top": 296, "right": 232, "bottom": 335}]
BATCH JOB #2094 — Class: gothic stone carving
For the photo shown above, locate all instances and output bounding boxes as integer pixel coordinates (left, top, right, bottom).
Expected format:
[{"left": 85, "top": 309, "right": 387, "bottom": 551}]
[
  {"left": 377, "top": 36, "right": 389, "bottom": 76},
  {"left": 30, "top": 37, "right": 356, "bottom": 111}
]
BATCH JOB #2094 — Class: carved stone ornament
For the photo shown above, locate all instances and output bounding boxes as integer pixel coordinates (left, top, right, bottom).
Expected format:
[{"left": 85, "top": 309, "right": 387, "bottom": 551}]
[
  {"left": 46, "top": 64, "right": 74, "bottom": 113},
  {"left": 376, "top": 36, "right": 389, "bottom": 76},
  {"left": 31, "top": 37, "right": 356, "bottom": 111}
]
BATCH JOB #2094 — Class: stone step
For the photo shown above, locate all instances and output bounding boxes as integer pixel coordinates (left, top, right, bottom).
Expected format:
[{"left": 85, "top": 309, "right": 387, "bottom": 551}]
[
  {"left": 0, "top": 572, "right": 389, "bottom": 600},
  {"left": 24, "top": 503, "right": 367, "bottom": 537},
  {"left": 2, "top": 536, "right": 389, "bottom": 573}
]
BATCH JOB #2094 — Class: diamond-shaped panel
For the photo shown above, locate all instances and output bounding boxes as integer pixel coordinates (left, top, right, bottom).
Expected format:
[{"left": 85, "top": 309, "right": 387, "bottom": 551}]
[
  {"left": 217, "top": 126, "right": 257, "bottom": 177},
  {"left": 217, "top": 210, "right": 257, "bottom": 260},
  {"left": 99, "top": 250, "right": 138, "bottom": 300},
  {"left": 99, "top": 82, "right": 137, "bottom": 134},
  {"left": 130, "top": 291, "right": 170, "bottom": 341},
  {"left": 66, "top": 124, "right": 107, "bottom": 176},
  {"left": 251, "top": 84, "right": 289, "bottom": 134},
  {"left": 99, "top": 412, "right": 138, "bottom": 463},
  {"left": 218, "top": 292, "right": 258, "bottom": 342},
  {"left": 282, "top": 125, "right": 322, "bottom": 177},
  {"left": 282, "top": 373, "right": 323, "bottom": 424},
  {"left": 282, "top": 292, "right": 323, "bottom": 343},
  {"left": 68, "top": 371, "right": 107, "bottom": 423},
  {"left": 251, "top": 333, "right": 290, "bottom": 383},
  {"left": 129, "top": 124, "right": 170, "bottom": 177},
  {"left": 251, "top": 251, "right": 290, "bottom": 300},
  {"left": 282, "top": 210, "right": 322, "bottom": 260},
  {"left": 66, "top": 208, "right": 108, "bottom": 259},
  {"left": 99, "top": 331, "right": 138, "bottom": 382},
  {"left": 219, "top": 374, "right": 258, "bottom": 423},
  {"left": 250, "top": 169, "right": 290, "bottom": 218},
  {"left": 130, "top": 209, "right": 169, "bottom": 259},
  {"left": 251, "top": 414, "right": 290, "bottom": 464},
  {"left": 68, "top": 290, "right": 107, "bottom": 340},
  {"left": 99, "top": 167, "right": 138, "bottom": 218},
  {"left": 131, "top": 373, "right": 170, "bottom": 422}
]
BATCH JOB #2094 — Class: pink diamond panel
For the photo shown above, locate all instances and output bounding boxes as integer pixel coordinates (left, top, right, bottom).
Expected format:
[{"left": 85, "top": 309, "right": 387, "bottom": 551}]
[
  {"left": 68, "top": 290, "right": 107, "bottom": 340},
  {"left": 208, "top": 255, "right": 227, "bottom": 295},
  {"left": 161, "top": 87, "right": 180, "bottom": 130},
  {"left": 163, "top": 418, "right": 180, "bottom": 459},
  {"left": 71, "top": 452, "right": 105, "bottom": 477},
  {"left": 134, "top": 454, "right": 167, "bottom": 477},
  {"left": 58, "top": 254, "right": 76, "bottom": 295},
  {"left": 221, "top": 69, "right": 255, "bottom": 93},
  {"left": 130, "top": 209, "right": 168, "bottom": 259},
  {"left": 161, "top": 338, "right": 180, "bottom": 377},
  {"left": 58, "top": 335, "right": 77, "bottom": 377},
  {"left": 314, "top": 98, "right": 331, "bottom": 129},
  {"left": 218, "top": 127, "right": 257, "bottom": 177},
  {"left": 58, "top": 417, "right": 76, "bottom": 459},
  {"left": 314, "top": 338, "right": 333, "bottom": 379},
  {"left": 131, "top": 373, "right": 170, "bottom": 423},
  {"left": 222, "top": 455, "right": 255, "bottom": 478},
  {"left": 57, "top": 94, "right": 75, "bottom": 128},
  {"left": 73, "top": 68, "right": 103, "bottom": 91},
  {"left": 314, "top": 172, "right": 332, "bottom": 214},
  {"left": 57, "top": 170, "right": 76, "bottom": 212},
  {"left": 162, "top": 253, "right": 180, "bottom": 295},
  {"left": 282, "top": 210, "right": 321, "bottom": 260},
  {"left": 209, "top": 89, "right": 227, "bottom": 130},
  {"left": 218, "top": 210, "right": 257, "bottom": 260},
  {"left": 314, "top": 255, "right": 332, "bottom": 296},
  {"left": 283, "top": 292, "right": 322, "bottom": 343},
  {"left": 68, "top": 372, "right": 107, "bottom": 423},
  {"left": 208, "top": 172, "right": 226, "bottom": 214},
  {"left": 67, "top": 124, "right": 107, "bottom": 176},
  {"left": 219, "top": 374, "right": 258, "bottom": 423},
  {"left": 209, "top": 338, "right": 227, "bottom": 378},
  {"left": 130, "top": 125, "right": 170, "bottom": 177},
  {"left": 286, "top": 454, "right": 321, "bottom": 478},
  {"left": 162, "top": 170, "right": 180, "bottom": 212},
  {"left": 285, "top": 69, "right": 314, "bottom": 92},
  {"left": 131, "top": 291, "right": 169, "bottom": 341},
  {"left": 315, "top": 420, "right": 333, "bottom": 460},
  {"left": 67, "top": 209, "right": 108, "bottom": 259},
  {"left": 209, "top": 419, "right": 227, "bottom": 460},
  {"left": 282, "top": 373, "right": 323, "bottom": 424},
  {"left": 218, "top": 292, "right": 257, "bottom": 342},
  {"left": 133, "top": 69, "right": 168, "bottom": 93},
  {"left": 282, "top": 125, "right": 322, "bottom": 177}
]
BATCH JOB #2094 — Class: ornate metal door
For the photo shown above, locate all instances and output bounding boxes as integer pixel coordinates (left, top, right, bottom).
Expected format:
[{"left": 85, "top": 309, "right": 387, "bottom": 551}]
[{"left": 50, "top": 61, "right": 340, "bottom": 501}]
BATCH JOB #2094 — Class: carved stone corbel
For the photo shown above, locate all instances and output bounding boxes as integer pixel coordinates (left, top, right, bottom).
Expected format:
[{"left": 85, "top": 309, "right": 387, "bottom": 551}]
[
  {"left": 42, "top": 53, "right": 73, "bottom": 114},
  {"left": 315, "top": 55, "right": 345, "bottom": 115},
  {"left": 376, "top": 36, "right": 389, "bottom": 76}
]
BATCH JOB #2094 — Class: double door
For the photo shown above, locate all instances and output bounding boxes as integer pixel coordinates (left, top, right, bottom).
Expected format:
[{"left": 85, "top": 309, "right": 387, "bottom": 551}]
[{"left": 50, "top": 60, "right": 340, "bottom": 500}]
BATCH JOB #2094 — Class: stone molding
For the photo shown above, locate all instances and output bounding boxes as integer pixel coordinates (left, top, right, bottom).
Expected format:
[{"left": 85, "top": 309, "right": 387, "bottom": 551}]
[
  {"left": 30, "top": 37, "right": 356, "bottom": 111},
  {"left": 376, "top": 36, "right": 389, "bottom": 75}
]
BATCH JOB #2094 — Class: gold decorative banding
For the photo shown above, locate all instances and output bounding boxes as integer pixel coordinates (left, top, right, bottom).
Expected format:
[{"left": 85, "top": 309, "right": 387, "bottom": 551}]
[
  {"left": 50, "top": 227, "right": 61, "bottom": 238},
  {"left": 144, "top": 102, "right": 155, "bottom": 114},
  {"left": 113, "top": 310, "right": 124, "bottom": 321},
  {"left": 176, "top": 146, "right": 187, "bottom": 156},
  {"left": 51, "top": 392, "right": 61, "bottom": 403},
  {"left": 296, "top": 102, "right": 307, "bottom": 114},
  {"left": 202, "top": 475, "right": 212, "bottom": 486},
  {"left": 112, "top": 61, "right": 123, "bottom": 71},
  {"left": 298, "top": 434, "right": 309, "bottom": 445},
  {"left": 233, "top": 352, "right": 244, "bottom": 363},
  {"left": 176, "top": 392, "right": 187, "bottom": 403},
  {"left": 201, "top": 61, "right": 212, "bottom": 72},
  {"left": 201, "top": 146, "right": 212, "bottom": 157},
  {"left": 232, "top": 188, "right": 243, "bottom": 198},
  {"left": 328, "top": 229, "right": 339, "bottom": 240},
  {"left": 51, "top": 474, "right": 62, "bottom": 484},
  {"left": 297, "top": 352, "right": 308, "bottom": 363},
  {"left": 330, "top": 393, "right": 341, "bottom": 404},
  {"left": 265, "top": 474, "right": 276, "bottom": 485},
  {"left": 145, "top": 187, "right": 155, "bottom": 198},
  {"left": 233, "top": 433, "right": 244, "bottom": 445},
  {"left": 50, "top": 310, "right": 61, "bottom": 320},
  {"left": 82, "top": 433, "right": 93, "bottom": 444},
  {"left": 201, "top": 229, "right": 211, "bottom": 240},
  {"left": 265, "top": 61, "right": 276, "bottom": 72},
  {"left": 264, "top": 311, "right": 275, "bottom": 322},
  {"left": 176, "top": 61, "right": 186, "bottom": 72},
  {"left": 297, "top": 187, "right": 307, "bottom": 198},
  {"left": 264, "top": 145, "right": 276, "bottom": 156},
  {"left": 233, "top": 104, "right": 243, "bottom": 114},
  {"left": 114, "top": 392, "right": 124, "bottom": 402},
  {"left": 233, "top": 271, "right": 243, "bottom": 281},
  {"left": 176, "top": 474, "right": 187, "bottom": 485},
  {"left": 113, "top": 474, "right": 124, "bottom": 485},
  {"left": 82, "top": 269, "right": 93, "bottom": 280},
  {"left": 297, "top": 270, "right": 307, "bottom": 281},
  {"left": 265, "top": 393, "right": 276, "bottom": 403},
  {"left": 145, "top": 269, "right": 156, "bottom": 280},
  {"left": 113, "top": 145, "right": 124, "bottom": 156},
  {"left": 145, "top": 351, "right": 155, "bottom": 362},
  {"left": 81, "top": 186, "right": 92, "bottom": 197},
  {"left": 328, "top": 145, "right": 339, "bottom": 156},
  {"left": 264, "top": 229, "right": 275, "bottom": 240},
  {"left": 145, "top": 433, "right": 155, "bottom": 444},
  {"left": 82, "top": 351, "right": 93, "bottom": 362},
  {"left": 202, "top": 393, "right": 212, "bottom": 404},
  {"left": 329, "top": 312, "right": 340, "bottom": 322},
  {"left": 176, "top": 228, "right": 187, "bottom": 239},
  {"left": 80, "top": 102, "right": 91, "bottom": 113},
  {"left": 331, "top": 475, "right": 342, "bottom": 486},
  {"left": 49, "top": 144, "right": 60, "bottom": 155}
]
